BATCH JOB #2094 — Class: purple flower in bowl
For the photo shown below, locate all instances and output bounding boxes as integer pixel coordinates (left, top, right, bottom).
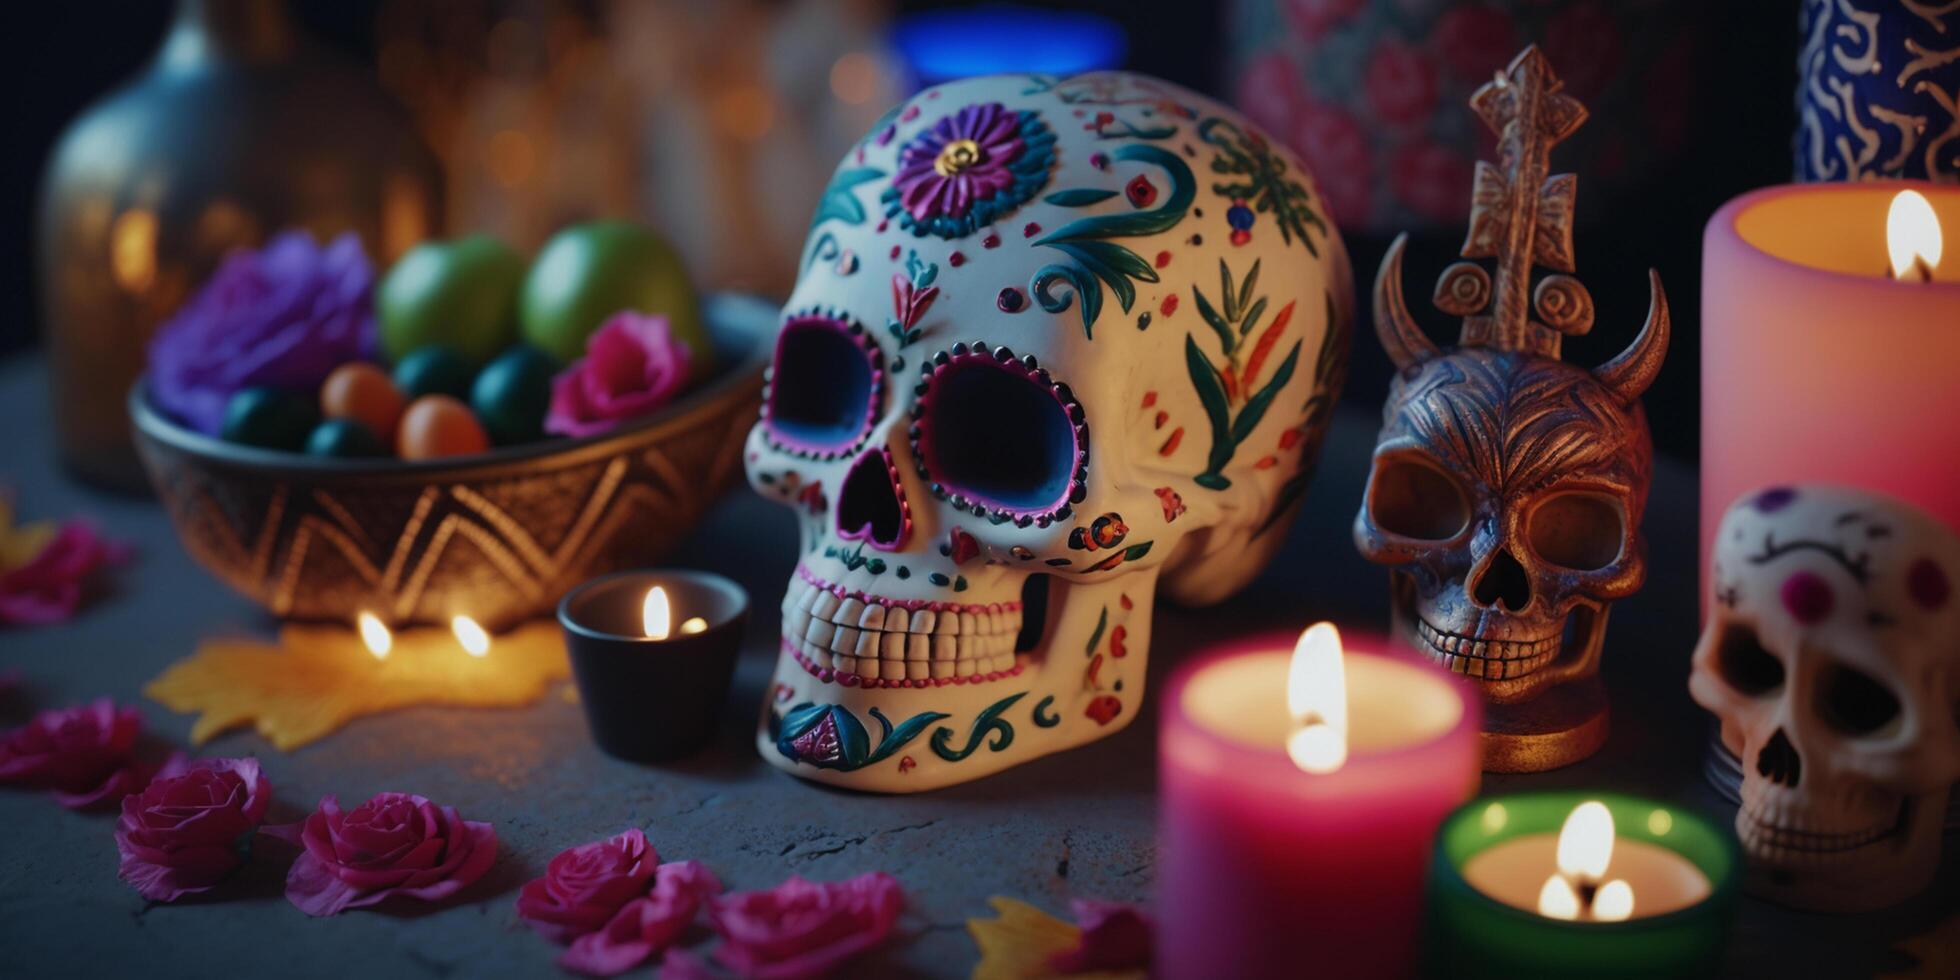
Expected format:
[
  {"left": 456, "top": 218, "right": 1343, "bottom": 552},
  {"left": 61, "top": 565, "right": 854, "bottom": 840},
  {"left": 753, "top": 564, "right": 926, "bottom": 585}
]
[
  {"left": 882, "top": 102, "right": 1056, "bottom": 239},
  {"left": 545, "top": 312, "right": 695, "bottom": 439},
  {"left": 147, "top": 231, "right": 378, "bottom": 436}
]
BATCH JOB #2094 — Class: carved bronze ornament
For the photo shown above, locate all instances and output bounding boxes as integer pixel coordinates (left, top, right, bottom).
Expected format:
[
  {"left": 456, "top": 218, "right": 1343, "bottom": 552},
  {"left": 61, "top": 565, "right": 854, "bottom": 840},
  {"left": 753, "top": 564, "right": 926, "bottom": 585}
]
[{"left": 1354, "top": 47, "right": 1669, "bottom": 772}]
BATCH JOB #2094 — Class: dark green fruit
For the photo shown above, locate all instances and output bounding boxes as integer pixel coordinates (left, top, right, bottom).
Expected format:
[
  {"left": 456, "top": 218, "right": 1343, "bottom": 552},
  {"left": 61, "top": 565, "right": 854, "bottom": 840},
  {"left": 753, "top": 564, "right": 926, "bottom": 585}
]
[
  {"left": 377, "top": 235, "right": 525, "bottom": 364},
  {"left": 304, "top": 418, "right": 389, "bottom": 458},
  {"left": 220, "top": 387, "right": 318, "bottom": 451},
  {"left": 392, "top": 345, "right": 475, "bottom": 400},
  {"left": 470, "top": 345, "right": 558, "bottom": 445}
]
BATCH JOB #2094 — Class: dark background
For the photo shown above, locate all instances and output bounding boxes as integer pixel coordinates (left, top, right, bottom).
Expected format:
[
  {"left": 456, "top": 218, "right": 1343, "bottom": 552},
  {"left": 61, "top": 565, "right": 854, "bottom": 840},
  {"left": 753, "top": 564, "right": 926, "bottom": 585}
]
[{"left": 0, "top": 1, "right": 1800, "bottom": 461}]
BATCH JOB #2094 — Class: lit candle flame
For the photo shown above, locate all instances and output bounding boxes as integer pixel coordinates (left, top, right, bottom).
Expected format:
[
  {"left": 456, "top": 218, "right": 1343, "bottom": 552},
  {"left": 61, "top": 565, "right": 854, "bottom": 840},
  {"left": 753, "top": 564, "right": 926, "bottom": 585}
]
[
  {"left": 680, "top": 616, "right": 708, "bottom": 635},
  {"left": 1285, "top": 622, "right": 1348, "bottom": 774},
  {"left": 451, "top": 615, "right": 490, "bottom": 657},
  {"left": 1556, "top": 800, "right": 1615, "bottom": 882},
  {"left": 643, "top": 586, "right": 672, "bottom": 640},
  {"left": 1887, "top": 189, "right": 1942, "bottom": 281},
  {"left": 1538, "top": 800, "right": 1636, "bottom": 921},
  {"left": 357, "top": 612, "right": 392, "bottom": 661}
]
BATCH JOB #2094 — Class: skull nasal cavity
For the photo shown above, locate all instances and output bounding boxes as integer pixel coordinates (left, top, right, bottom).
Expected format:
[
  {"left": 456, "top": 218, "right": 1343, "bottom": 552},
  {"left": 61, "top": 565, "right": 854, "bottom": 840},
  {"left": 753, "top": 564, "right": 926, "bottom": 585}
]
[
  {"left": 1756, "top": 727, "right": 1802, "bottom": 788},
  {"left": 1473, "top": 550, "right": 1532, "bottom": 611},
  {"left": 837, "top": 449, "right": 909, "bottom": 550}
]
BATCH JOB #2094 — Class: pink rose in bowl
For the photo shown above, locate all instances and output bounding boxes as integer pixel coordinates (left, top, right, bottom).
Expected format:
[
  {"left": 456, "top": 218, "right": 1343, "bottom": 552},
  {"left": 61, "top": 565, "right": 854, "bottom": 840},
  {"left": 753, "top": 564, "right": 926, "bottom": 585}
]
[
  {"left": 561, "top": 860, "right": 722, "bottom": 977},
  {"left": 518, "top": 828, "right": 661, "bottom": 944},
  {"left": 545, "top": 312, "right": 695, "bottom": 438},
  {"left": 709, "top": 872, "right": 904, "bottom": 980},
  {"left": 0, "top": 699, "right": 145, "bottom": 809},
  {"left": 263, "top": 791, "right": 497, "bottom": 916},
  {"left": 115, "top": 757, "right": 272, "bottom": 902}
]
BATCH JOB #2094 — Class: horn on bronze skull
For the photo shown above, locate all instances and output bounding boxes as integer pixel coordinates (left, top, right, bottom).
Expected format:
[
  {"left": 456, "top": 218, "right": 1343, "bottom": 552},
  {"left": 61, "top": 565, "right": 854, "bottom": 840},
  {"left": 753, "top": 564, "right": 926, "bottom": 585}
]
[
  {"left": 1373, "top": 233, "right": 1439, "bottom": 370},
  {"left": 1593, "top": 268, "right": 1669, "bottom": 403}
]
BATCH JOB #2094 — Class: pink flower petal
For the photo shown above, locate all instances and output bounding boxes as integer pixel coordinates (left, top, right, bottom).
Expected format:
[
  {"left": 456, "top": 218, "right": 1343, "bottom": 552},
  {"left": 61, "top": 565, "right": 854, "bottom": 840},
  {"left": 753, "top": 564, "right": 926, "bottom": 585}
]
[
  {"left": 710, "top": 872, "right": 903, "bottom": 980},
  {"left": 558, "top": 861, "right": 721, "bottom": 977},
  {"left": 1048, "top": 899, "right": 1153, "bottom": 973}
]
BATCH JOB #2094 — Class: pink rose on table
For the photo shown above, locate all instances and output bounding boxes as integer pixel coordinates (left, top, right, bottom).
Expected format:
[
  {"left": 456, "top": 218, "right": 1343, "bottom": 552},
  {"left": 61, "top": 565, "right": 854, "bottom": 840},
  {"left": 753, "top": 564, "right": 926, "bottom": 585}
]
[
  {"left": 545, "top": 312, "right": 695, "bottom": 438},
  {"left": 518, "top": 828, "right": 661, "bottom": 943},
  {"left": 560, "top": 860, "right": 722, "bottom": 977},
  {"left": 0, "top": 518, "right": 130, "bottom": 627},
  {"left": 263, "top": 791, "right": 497, "bottom": 916},
  {"left": 0, "top": 699, "right": 146, "bottom": 809},
  {"left": 1049, "top": 898, "right": 1154, "bottom": 973},
  {"left": 116, "top": 757, "right": 272, "bottom": 902},
  {"left": 709, "top": 872, "right": 904, "bottom": 979}
]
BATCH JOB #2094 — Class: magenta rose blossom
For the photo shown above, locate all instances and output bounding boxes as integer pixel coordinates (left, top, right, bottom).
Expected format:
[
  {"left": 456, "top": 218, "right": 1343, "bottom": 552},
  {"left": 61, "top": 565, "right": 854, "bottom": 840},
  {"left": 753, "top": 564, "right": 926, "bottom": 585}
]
[
  {"left": 1048, "top": 899, "right": 1154, "bottom": 973},
  {"left": 560, "top": 860, "right": 722, "bottom": 977},
  {"left": 115, "top": 757, "right": 272, "bottom": 902},
  {"left": 263, "top": 791, "right": 497, "bottom": 916},
  {"left": 1, "top": 521, "right": 131, "bottom": 626},
  {"left": 545, "top": 312, "right": 695, "bottom": 438},
  {"left": 0, "top": 699, "right": 145, "bottom": 809},
  {"left": 517, "top": 828, "right": 661, "bottom": 943},
  {"left": 709, "top": 872, "right": 904, "bottom": 980},
  {"left": 148, "top": 230, "right": 378, "bottom": 435}
]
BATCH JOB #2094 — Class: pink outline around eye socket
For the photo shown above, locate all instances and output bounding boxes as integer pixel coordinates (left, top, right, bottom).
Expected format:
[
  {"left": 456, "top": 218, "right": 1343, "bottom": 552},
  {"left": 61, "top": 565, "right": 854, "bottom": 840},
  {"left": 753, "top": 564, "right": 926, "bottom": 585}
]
[
  {"left": 908, "top": 341, "right": 1089, "bottom": 529},
  {"left": 762, "top": 310, "right": 885, "bottom": 459}
]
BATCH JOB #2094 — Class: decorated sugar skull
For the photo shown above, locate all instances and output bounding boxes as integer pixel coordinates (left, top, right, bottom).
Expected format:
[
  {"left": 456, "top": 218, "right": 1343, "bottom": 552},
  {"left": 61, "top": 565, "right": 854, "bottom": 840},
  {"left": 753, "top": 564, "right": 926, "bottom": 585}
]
[
  {"left": 1691, "top": 485, "right": 1960, "bottom": 911},
  {"left": 746, "top": 72, "right": 1352, "bottom": 791},
  {"left": 1354, "top": 50, "right": 1667, "bottom": 718}
]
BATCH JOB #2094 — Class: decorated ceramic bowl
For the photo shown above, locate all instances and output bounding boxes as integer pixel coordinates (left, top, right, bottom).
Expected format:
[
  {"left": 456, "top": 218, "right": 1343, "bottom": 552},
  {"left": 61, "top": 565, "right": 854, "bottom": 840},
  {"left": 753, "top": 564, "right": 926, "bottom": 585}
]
[{"left": 131, "top": 293, "right": 774, "bottom": 630}]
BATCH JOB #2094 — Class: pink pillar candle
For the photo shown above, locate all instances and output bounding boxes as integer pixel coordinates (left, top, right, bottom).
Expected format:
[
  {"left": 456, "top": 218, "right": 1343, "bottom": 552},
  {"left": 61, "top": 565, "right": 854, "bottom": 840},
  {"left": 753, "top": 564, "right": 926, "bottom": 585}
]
[
  {"left": 1157, "top": 631, "right": 1481, "bottom": 979},
  {"left": 1701, "top": 182, "right": 1960, "bottom": 608}
]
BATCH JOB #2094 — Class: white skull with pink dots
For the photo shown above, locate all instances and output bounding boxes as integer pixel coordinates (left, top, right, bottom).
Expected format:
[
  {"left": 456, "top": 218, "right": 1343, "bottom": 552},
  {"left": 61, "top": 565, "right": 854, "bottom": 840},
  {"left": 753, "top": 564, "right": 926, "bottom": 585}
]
[
  {"left": 743, "top": 72, "right": 1353, "bottom": 791},
  {"left": 1690, "top": 484, "right": 1960, "bottom": 911}
]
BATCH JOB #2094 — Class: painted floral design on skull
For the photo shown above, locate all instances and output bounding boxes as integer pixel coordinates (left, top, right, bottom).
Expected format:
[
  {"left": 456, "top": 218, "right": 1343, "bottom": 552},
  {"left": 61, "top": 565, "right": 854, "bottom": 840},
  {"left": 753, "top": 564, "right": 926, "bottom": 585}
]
[
  {"left": 1691, "top": 485, "right": 1960, "bottom": 912},
  {"left": 748, "top": 72, "right": 1353, "bottom": 791},
  {"left": 885, "top": 102, "right": 1056, "bottom": 239}
]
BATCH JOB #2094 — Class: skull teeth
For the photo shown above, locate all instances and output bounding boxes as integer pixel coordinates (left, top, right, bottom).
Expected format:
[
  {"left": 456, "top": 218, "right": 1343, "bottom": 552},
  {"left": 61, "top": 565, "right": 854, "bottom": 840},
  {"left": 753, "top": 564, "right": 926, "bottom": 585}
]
[
  {"left": 1414, "top": 618, "right": 1559, "bottom": 679},
  {"left": 1738, "top": 803, "right": 1900, "bottom": 859},
  {"left": 779, "top": 567, "right": 1026, "bottom": 687}
]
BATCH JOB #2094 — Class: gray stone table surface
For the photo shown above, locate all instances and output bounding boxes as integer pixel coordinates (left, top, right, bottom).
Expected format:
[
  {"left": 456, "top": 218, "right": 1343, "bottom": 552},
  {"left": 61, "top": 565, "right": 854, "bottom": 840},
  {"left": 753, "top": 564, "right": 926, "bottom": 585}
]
[{"left": 0, "top": 353, "right": 1951, "bottom": 979}]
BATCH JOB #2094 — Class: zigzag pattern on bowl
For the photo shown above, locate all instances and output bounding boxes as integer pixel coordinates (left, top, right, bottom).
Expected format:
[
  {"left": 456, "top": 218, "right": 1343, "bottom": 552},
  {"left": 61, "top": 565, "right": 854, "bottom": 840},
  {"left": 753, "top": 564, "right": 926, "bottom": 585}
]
[{"left": 146, "top": 396, "right": 759, "bottom": 630}]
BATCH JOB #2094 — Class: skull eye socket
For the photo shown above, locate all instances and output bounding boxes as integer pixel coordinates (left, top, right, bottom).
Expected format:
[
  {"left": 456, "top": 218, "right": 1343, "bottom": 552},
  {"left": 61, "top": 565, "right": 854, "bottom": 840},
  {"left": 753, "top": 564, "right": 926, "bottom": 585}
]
[
  {"left": 1527, "top": 492, "right": 1626, "bottom": 571},
  {"left": 1367, "top": 458, "right": 1470, "bottom": 541},
  {"left": 1713, "top": 623, "right": 1784, "bottom": 695},
  {"left": 764, "top": 316, "right": 881, "bottom": 454},
  {"left": 1815, "top": 662, "right": 1902, "bottom": 737},
  {"left": 914, "top": 354, "right": 1081, "bottom": 516}
]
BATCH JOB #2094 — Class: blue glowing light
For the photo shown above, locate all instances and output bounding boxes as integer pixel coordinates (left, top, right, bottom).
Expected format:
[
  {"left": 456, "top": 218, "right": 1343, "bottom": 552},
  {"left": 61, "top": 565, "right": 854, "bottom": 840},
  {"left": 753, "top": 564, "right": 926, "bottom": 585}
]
[{"left": 891, "top": 5, "right": 1128, "bottom": 88}]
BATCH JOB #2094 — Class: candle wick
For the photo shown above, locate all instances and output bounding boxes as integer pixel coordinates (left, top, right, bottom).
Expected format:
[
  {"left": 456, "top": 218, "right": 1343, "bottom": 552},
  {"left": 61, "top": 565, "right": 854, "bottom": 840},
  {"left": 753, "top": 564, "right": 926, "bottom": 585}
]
[
  {"left": 1915, "top": 256, "right": 1933, "bottom": 283},
  {"left": 1575, "top": 877, "right": 1599, "bottom": 912}
]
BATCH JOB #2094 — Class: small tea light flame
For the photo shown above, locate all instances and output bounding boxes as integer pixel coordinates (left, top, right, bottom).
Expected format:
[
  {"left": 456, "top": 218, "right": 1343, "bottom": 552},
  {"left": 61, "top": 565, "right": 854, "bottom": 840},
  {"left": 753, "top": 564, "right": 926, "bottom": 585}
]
[
  {"left": 680, "top": 616, "right": 708, "bottom": 635},
  {"left": 1887, "top": 189, "right": 1942, "bottom": 281},
  {"left": 1285, "top": 622, "right": 1348, "bottom": 774},
  {"left": 644, "top": 586, "right": 672, "bottom": 640},
  {"left": 451, "top": 615, "right": 491, "bottom": 658},
  {"left": 1556, "top": 800, "right": 1615, "bottom": 882},
  {"left": 1539, "top": 799, "right": 1635, "bottom": 921},
  {"left": 357, "top": 612, "right": 392, "bottom": 661}
]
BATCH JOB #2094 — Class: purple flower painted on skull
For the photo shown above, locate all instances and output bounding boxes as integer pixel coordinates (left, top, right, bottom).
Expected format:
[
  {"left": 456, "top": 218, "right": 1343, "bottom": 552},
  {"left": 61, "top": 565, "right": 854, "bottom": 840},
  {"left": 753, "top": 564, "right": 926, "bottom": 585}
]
[{"left": 883, "top": 102, "right": 1056, "bottom": 239}]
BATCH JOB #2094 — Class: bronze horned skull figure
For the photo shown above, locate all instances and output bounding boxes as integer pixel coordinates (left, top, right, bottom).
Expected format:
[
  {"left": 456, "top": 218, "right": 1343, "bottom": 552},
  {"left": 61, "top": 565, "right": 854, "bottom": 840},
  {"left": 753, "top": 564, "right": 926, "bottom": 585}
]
[{"left": 1353, "top": 48, "right": 1668, "bottom": 767}]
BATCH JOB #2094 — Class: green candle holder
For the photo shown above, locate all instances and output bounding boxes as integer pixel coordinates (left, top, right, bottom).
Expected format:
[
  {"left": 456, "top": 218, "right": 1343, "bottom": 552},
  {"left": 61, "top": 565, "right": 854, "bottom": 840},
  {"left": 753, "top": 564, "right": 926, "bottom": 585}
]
[{"left": 1424, "top": 790, "right": 1740, "bottom": 979}]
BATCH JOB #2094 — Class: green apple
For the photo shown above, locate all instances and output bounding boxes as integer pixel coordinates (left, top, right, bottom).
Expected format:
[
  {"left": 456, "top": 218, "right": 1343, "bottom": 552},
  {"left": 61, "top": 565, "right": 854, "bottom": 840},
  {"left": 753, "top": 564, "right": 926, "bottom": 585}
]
[
  {"left": 377, "top": 235, "right": 525, "bottom": 365},
  {"left": 518, "top": 221, "right": 709, "bottom": 373}
]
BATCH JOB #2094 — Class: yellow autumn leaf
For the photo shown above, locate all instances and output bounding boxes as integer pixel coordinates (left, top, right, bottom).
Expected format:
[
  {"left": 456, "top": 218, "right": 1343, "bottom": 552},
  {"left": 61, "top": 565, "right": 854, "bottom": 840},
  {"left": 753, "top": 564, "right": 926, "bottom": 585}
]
[
  {"left": 968, "top": 897, "right": 1144, "bottom": 980},
  {"left": 145, "top": 619, "right": 568, "bottom": 750},
  {"left": 0, "top": 496, "right": 57, "bottom": 572}
]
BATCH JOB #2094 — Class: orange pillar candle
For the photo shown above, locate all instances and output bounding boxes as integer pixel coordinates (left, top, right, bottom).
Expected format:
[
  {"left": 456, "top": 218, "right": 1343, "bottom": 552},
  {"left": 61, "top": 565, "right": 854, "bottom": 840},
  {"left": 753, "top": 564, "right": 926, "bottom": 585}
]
[{"left": 1700, "top": 182, "right": 1960, "bottom": 606}]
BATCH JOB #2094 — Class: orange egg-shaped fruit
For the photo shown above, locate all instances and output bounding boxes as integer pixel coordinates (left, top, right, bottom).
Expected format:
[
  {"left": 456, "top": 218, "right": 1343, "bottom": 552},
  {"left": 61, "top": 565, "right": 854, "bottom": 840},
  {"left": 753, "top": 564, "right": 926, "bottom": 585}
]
[
  {"left": 397, "top": 395, "right": 490, "bottom": 459},
  {"left": 320, "top": 362, "right": 406, "bottom": 440}
]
